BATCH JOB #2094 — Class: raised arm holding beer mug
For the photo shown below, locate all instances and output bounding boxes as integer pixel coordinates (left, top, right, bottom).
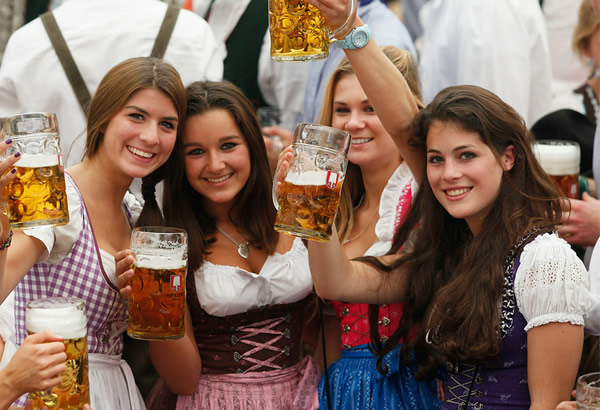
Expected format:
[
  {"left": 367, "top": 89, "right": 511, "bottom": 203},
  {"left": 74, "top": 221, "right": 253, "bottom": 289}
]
[{"left": 0, "top": 56, "right": 187, "bottom": 409}]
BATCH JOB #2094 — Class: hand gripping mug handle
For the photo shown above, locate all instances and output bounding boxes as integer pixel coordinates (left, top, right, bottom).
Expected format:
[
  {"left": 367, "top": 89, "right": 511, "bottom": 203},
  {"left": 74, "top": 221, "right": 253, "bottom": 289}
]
[{"left": 328, "top": 0, "right": 358, "bottom": 41}]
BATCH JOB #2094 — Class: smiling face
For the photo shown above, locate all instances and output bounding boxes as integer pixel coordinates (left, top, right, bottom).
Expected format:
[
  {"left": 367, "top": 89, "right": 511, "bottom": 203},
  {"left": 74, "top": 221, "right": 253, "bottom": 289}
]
[
  {"left": 331, "top": 74, "right": 400, "bottom": 170},
  {"left": 426, "top": 121, "right": 514, "bottom": 235},
  {"left": 183, "top": 109, "right": 251, "bottom": 216},
  {"left": 97, "top": 87, "right": 178, "bottom": 179}
]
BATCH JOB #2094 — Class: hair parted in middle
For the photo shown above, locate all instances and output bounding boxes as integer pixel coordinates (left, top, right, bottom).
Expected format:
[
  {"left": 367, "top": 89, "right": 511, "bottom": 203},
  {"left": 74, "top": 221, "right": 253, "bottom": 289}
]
[
  {"left": 362, "top": 85, "right": 564, "bottom": 379},
  {"left": 137, "top": 80, "right": 277, "bottom": 274}
]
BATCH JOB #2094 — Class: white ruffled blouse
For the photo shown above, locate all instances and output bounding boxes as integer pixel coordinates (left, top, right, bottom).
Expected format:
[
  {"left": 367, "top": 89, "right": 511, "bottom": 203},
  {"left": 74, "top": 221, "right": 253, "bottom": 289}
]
[
  {"left": 365, "top": 162, "right": 417, "bottom": 257},
  {"left": 514, "top": 232, "right": 592, "bottom": 331},
  {"left": 195, "top": 237, "right": 313, "bottom": 317}
]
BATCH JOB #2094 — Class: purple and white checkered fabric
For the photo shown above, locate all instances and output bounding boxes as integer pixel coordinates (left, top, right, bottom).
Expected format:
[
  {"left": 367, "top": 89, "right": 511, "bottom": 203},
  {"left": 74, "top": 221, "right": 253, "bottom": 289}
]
[{"left": 14, "top": 173, "right": 129, "bottom": 355}]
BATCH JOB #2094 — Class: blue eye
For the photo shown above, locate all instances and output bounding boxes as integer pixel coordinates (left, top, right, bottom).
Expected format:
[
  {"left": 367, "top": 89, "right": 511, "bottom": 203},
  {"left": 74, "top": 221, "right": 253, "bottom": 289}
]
[
  {"left": 129, "top": 113, "right": 143, "bottom": 120},
  {"left": 334, "top": 107, "right": 350, "bottom": 114},
  {"left": 460, "top": 151, "right": 476, "bottom": 160},
  {"left": 428, "top": 155, "right": 443, "bottom": 164},
  {"left": 160, "top": 121, "right": 175, "bottom": 129}
]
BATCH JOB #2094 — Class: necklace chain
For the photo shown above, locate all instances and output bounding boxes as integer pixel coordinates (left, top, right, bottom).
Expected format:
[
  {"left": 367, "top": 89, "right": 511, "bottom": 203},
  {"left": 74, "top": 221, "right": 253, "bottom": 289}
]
[
  {"left": 343, "top": 206, "right": 379, "bottom": 245},
  {"left": 216, "top": 225, "right": 250, "bottom": 259}
]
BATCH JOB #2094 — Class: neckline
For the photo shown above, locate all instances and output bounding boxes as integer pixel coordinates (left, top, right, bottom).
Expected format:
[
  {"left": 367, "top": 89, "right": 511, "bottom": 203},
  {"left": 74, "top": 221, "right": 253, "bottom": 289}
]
[
  {"left": 201, "top": 237, "right": 303, "bottom": 276},
  {"left": 65, "top": 172, "right": 124, "bottom": 292}
]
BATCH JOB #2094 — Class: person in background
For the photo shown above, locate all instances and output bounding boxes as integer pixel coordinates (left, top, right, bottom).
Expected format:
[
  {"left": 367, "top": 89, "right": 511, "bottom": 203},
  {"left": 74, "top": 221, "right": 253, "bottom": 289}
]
[
  {"left": 315, "top": 46, "right": 440, "bottom": 409},
  {"left": 0, "top": 0, "right": 222, "bottom": 168},
  {"left": 418, "top": 0, "right": 554, "bottom": 127}
]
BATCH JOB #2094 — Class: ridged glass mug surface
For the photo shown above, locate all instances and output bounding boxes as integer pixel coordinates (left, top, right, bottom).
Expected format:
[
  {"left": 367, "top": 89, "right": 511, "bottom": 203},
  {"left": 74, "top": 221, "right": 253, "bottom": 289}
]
[
  {"left": 269, "top": 0, "right": 330, "bottom": 62},
  {"left": 1, "top": 112, "right": 68, "bottom": 229},
  {"left": 26, "top": 297, "right": 90, "bottom": 410},
  {"left": 127, "top": 227, "right": 188, "bottom": 341},
  {"left": 273, "top": 123, "right": 350, "bottom": 241},
  {"left": 269, "top": 0, "right": 357, "bottom": 62}
]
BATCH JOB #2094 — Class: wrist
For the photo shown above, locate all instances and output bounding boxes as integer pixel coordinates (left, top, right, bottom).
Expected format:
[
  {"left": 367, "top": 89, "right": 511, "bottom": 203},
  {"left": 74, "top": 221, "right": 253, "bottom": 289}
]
[{"left": 0, "top": 371, "right": 19, "bottom": 407}]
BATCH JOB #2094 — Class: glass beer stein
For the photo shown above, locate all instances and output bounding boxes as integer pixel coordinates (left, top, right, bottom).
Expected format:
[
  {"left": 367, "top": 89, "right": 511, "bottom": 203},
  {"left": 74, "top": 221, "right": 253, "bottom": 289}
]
[
  {"left": 273, "top": 123, "right": 351, "bottom": 242},
  {"left": 532, "top": 140, "right": 580, "bottom": 199},
  {"left": 1, "top": 112, "right": 69, "bottom": 229},
  {"left": 127, "top": 227, "right": 188, "bottom": 341},
  {"left": 577, "top": 372, "right": 600, "bottom": 409},
  {"left": 26, "top": 297, "right": 90, "bottom": 410},
  {"left": 269, "top": 0, "right": 358, "bottom": 62}
]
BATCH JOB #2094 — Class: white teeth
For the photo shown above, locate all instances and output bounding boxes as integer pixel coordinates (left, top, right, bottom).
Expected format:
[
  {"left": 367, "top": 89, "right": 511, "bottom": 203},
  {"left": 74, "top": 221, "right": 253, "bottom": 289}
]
[
  {"left": 206, "top": 174, "right": 232, "bottom": 183},
  {"left": 351, "top": 138, "right": 373, "bottom": 145},
  {"left": 127, "top": 146, "right": 153, "bottom": 159},
  {"left": 446, "top": 188, "right": 470, "bottom": 196}
]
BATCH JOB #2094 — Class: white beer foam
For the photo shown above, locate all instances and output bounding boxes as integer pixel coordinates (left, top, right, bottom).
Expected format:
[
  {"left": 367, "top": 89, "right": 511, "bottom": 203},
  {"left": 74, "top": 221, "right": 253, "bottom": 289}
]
[
  {"left": 533, "top": 143, "right": 580, "bottom": 176},
  {"left": 284, "top": 170, "right": 343, "bottom": 186},
  {"left": 134, "top": 253, "right": 186, "bottom": 270},
  {"left": 16, "top": 153, "right": 59, "bottom": 168},
  {"left": 27, "top": 305, "right": 87, "bottom": 339}
]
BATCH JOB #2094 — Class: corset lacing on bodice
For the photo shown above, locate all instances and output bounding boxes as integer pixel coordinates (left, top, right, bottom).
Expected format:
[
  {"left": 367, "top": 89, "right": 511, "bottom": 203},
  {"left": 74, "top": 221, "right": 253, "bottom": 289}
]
[{"left": 229, "top": 313, "right": 295, "bottom": 373}]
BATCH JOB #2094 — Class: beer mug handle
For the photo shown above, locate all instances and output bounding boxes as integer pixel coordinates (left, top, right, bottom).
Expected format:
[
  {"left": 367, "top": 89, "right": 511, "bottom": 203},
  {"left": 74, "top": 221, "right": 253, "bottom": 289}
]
[
  {"left": 272, "top": 165, "right": 282, "bottom": 211},
  {"left": 329, "top": 0, "right": 358, "bottom": 41}
]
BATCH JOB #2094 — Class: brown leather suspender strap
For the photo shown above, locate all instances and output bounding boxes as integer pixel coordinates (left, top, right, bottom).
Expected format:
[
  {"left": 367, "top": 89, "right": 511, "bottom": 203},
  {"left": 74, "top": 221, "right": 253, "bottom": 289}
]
[
  {"left": 41, "top": 11, "right": 92, "bottom": 115},
  {"left": 150, "top": 5, "right": 180, "bottom": 59},
  {"left": 40, "top": 5, "right": 180, "bottom": 117}
]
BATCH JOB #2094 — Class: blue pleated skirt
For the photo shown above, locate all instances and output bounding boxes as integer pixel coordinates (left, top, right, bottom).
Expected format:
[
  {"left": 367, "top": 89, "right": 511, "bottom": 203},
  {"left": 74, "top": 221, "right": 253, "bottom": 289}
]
[{"left": 318, "top": 344, "right": 441, "bottom": 409}]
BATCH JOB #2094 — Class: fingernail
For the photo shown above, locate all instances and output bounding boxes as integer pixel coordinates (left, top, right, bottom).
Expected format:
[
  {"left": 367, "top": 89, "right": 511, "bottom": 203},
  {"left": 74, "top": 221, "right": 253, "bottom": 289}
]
[
  {"left": 10, "top": 168, "right": 16, "bottom": 174},
  {"left": 4, "top": 139, "right": 12, "bottom": 144},
  {"left": 13, "top": 152, "right": 20, "bottom": 158}
]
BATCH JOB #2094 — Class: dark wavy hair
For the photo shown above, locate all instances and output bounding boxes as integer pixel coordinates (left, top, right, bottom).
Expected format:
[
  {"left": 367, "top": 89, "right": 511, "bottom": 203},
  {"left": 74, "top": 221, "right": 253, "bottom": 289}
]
[
  {"left": 137, "top": 81, "right": 277, "bottom": 273},
  {"left": 364, "top": 85, "right": 564, "bottom": 379}
]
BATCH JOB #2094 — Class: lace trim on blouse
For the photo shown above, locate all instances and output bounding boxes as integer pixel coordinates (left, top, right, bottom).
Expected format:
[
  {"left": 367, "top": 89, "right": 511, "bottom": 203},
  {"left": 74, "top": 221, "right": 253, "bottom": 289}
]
[{"left": 515, "top": 233, "right": 590, "bottom": 332}]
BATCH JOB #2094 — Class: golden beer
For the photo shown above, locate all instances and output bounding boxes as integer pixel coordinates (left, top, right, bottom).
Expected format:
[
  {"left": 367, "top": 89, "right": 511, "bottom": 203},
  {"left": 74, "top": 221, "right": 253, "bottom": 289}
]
[
  {"left": 7, "top": 156, "right": 69, "bottom": 229},
  {"left": 269, "top": 0, "right": 330, "bottom": 62},
  {"left": 127, "top": 263, "right": 186, "bottom": 340},
  {"left": 26, "top": 298, "right": 90, "bottom": 410},
  {"left": 550, "top": 174, "right": 579, "bottom": 199},
  {"left": 533, "top": 140, "right": 580, "bottom": 199},
  {"left": 275, "top": 170, "right": 343, "bottom": 242}
]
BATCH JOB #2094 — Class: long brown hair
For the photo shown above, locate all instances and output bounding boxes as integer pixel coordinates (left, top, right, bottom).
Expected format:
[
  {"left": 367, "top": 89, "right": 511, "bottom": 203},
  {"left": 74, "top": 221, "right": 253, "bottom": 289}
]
[
  {"left": 317, "top": 46, "right": 424, "bottom": 242},
  {"left": 364, "top": 85, "right": 563, "bottom": 378},
  {"left": 138, "top": 81, "right": 277, "bottom": 274}
]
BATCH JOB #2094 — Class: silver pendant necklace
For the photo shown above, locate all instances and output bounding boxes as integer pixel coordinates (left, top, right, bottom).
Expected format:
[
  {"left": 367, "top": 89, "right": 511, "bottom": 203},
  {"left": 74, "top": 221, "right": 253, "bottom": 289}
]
[{"left": 216, "top": 225, "right": 250, "bottom": 259}]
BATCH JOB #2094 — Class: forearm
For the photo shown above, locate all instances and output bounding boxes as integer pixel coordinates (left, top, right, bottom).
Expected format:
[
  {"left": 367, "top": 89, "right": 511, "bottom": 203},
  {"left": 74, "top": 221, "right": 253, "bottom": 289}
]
[
  {"left": 341, "top": 18, "right": 424, "bottom": 181},
  {"left": 0, "top": 371, "right": 20, "bottom": 409},
  {"left": 149, "top": 310, "right": 202, "bottom": 395},
  {"left": 307, "top": 227, "right": 406, "bottom": 304}
]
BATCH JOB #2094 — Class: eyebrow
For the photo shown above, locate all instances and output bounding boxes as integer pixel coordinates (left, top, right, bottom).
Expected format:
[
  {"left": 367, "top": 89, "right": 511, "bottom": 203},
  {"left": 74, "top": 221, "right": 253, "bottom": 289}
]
[
  {"left": 427, "top": 144, "right": 477, "bottom": 154},
  {"left": 183, "top": 135, "right": 242, "bottom": 148},
  {"left": 125, "top": 105, "right": 178, "bottom": 122},
  {"left": 333, "top": 99, "right": 370, "bottom": 105}
]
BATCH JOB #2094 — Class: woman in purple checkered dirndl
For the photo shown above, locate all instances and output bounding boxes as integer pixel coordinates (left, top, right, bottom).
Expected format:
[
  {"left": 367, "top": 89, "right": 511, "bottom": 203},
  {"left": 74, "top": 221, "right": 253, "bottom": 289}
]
[
  {"left": 0, "top": 57, "right": 187, "bottom": 409},
  {"left": 118, "top": 81, "right": 321, "bottom": 410},
  {"left": 280, "top": 7, "right": 595, "bottom": 406}
]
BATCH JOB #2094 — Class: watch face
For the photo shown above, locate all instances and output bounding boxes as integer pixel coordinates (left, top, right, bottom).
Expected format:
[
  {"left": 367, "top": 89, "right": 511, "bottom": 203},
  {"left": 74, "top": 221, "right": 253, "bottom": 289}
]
[{"left": 352, "top": 29, "right": 369, "bottom": 48}]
